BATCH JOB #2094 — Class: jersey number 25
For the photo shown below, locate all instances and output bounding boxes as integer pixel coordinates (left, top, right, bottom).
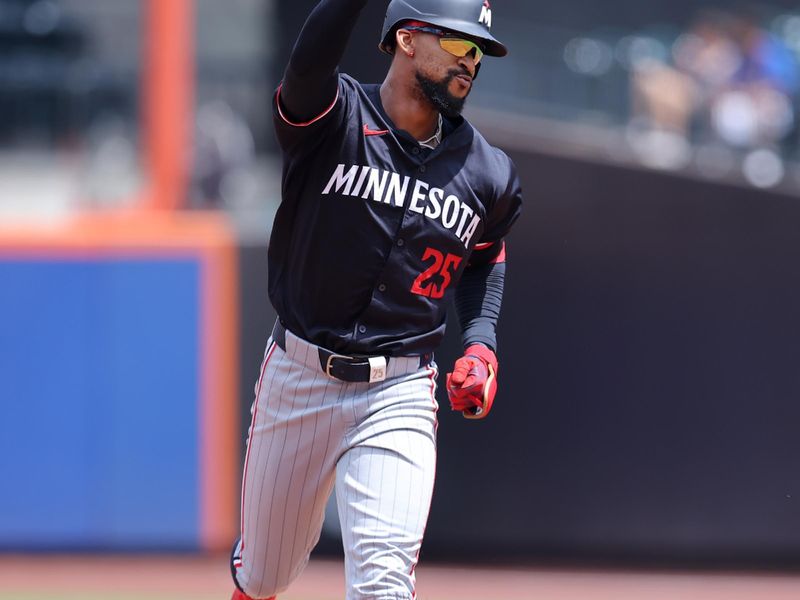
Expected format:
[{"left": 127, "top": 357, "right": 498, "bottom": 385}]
[{"left": 411, "top": 247, "right": 462, "bottom": 299}]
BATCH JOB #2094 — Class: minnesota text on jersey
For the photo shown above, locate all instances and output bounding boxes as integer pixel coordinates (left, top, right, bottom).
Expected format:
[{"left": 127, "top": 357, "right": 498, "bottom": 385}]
[{"left": 322, "top": 162, "right": 482, "bottom": 248}]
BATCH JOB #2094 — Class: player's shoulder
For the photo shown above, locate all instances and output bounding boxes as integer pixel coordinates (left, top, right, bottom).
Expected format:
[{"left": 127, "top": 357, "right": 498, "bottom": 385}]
[
  {"left": 462, "top": 122, "right": 517, "bottom": 178},
  {"left": 339, "top": 72, "right": 359, "bottom": 88},
  {"left": 339, "top": 73, "right": 371, "bottom": 98},
  {"left": 466, "top": 123, "right": 508, "bottom": 157},
  {"left": 334, "top": 73, "right": 386, "bottom": 116}
]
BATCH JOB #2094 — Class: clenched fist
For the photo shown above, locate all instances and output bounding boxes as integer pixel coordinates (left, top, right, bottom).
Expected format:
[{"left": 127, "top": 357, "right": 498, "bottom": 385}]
[{"left": 446, "top": 344, "right": 498, "bottom": 419}]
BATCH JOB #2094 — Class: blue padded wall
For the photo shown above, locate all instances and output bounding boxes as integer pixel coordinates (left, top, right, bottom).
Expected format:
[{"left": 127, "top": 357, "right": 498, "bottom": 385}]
[{"left": 0, "top": 259, "right": 201, "bottom": 549}]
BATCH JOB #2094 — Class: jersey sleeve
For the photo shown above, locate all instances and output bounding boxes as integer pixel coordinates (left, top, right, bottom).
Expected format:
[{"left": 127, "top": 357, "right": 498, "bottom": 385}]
[
  {"left": 470, "top": 151, "right": 522, "bottom": 265},
  {"left": 482, "top": 150, "right": 523, "bottom": 242},
  {"left": 272, "top": 76, "right": 350, "bottom": 156}
]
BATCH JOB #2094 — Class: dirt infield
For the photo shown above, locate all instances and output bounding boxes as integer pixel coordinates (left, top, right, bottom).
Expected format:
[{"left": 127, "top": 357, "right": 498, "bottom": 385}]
[{"left": 2, "top": 554, "right": 800, "bottom": 600}]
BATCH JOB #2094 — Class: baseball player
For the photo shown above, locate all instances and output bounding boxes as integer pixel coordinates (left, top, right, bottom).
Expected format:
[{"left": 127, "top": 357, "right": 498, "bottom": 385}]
[{"left": 230, "top": 0, "right": 522, "bottom": 598}]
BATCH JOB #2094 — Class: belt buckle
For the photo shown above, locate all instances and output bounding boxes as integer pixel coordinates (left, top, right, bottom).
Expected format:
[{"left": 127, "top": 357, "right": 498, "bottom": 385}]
[{"left": 325, "top": 353, "right": 351, "bottom": 379}]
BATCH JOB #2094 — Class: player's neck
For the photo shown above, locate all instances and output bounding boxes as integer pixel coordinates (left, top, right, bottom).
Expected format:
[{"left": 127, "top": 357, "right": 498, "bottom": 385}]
[{"left": 380, "top": 75, "right": 440, "bottom": 143}]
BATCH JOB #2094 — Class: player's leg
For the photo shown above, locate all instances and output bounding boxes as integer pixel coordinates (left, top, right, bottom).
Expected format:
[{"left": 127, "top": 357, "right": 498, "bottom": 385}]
[
  {"left": 232, "top": 340, "right": 347, "bottom": 599},
  {"left": 336, "top": 363, "right": 439, "bottom": 600}
]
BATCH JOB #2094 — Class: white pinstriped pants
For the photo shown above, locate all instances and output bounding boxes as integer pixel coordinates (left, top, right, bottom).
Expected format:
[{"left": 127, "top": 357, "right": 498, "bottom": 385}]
[{"left": 232, "top": 327, "right": 439, "bottom": 600}]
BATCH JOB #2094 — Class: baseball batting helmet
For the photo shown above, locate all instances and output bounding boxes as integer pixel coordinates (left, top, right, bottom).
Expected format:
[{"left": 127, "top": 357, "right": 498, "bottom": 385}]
[{"left": 379, "top": 0, "right": 508, "bottom": 57}]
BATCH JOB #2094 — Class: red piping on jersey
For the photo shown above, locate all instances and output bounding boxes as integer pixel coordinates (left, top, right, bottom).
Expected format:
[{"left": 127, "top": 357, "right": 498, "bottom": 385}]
[
  {"left": 472, "top": 240, "right": 506, "bottom": 264},
  {"left": 490, "top": 241, "right": 507, "bottom": 264},
  {"left": 239, "top": 341, "right": 278, "bottom": 556},
  {"left": 276, "top": 83, "right": 340, "bottom": 127}
]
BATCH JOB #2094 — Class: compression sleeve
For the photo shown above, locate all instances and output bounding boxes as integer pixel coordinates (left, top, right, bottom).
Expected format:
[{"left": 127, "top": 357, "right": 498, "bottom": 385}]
[
  {"left": 279, "top": 0, "right": 369, "bottom": 123},
  {"left": 454, "top": 261, "right": 506, "bottom": 352}
]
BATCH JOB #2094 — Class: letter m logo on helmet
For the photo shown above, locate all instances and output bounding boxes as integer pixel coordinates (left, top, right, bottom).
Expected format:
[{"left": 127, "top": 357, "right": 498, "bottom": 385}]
[
  {"left": 479, "top": 0, "right": 491, "bottom": 28},
  {"left": 379, "top": 0, "right": 508, "bottom": 57}
]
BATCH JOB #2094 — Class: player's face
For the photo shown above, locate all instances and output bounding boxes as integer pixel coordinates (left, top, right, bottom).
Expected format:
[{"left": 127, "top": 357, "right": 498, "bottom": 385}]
[{"left": 407, "top": 28, "right": 482, "bottom": 117}]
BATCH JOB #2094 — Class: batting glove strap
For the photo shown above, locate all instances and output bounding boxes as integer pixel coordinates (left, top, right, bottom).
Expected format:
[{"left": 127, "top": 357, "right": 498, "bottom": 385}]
[{"left": 463, "top": 344, "right": 498, "bottom": 375}]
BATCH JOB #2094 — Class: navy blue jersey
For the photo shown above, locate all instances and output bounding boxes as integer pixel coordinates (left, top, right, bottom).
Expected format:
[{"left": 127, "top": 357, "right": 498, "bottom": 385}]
[{"left": 269, "top": 73, "right": 522, "bottom": 356}]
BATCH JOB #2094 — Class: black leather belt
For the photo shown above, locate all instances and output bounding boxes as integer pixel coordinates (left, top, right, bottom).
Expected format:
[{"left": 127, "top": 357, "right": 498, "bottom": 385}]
[{"left": 271, "top": 320, "right": 431, "bottom": 383}]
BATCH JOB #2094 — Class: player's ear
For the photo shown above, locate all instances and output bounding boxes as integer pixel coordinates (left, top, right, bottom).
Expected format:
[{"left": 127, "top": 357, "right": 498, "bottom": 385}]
[{"left": 395, "top": 28, "right": 415, "bottom": 58}]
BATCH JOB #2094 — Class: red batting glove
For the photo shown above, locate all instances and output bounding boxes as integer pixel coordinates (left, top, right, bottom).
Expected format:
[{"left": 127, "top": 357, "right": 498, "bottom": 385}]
[{"left": 446, "top": 344, "right": 498, "bottom": 420}]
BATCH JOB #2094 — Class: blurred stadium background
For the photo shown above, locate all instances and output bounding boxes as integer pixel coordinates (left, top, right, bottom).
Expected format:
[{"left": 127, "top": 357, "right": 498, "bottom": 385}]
[{"left": 3, "top": 0, "right": 800, "bottom": 598}]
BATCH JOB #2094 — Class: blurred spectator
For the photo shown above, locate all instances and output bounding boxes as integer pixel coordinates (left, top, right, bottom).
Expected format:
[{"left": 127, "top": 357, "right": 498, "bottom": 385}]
[
  {"left": 627, "top": 12, "right": 737, "bottom": 167},
  {"left": 710, "top": 10, "right": 798, "bottom": 149},
  {"left": 630, "top": 57, "right": 696, "bottom": 139},
  {"left": 629, "top": 7, "right": 799, "bottom": 172}
]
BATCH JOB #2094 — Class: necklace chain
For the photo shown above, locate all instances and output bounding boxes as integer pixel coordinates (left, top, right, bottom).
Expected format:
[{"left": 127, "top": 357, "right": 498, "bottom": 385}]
[{"left": 418, "top": 113, "right": 443, "bottom": 150}]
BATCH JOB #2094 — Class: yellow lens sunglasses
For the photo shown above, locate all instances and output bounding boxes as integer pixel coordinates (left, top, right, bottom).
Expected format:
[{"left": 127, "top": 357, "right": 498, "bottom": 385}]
[{"left": 403, "top": 25, "right": 485, "bottom": 64}]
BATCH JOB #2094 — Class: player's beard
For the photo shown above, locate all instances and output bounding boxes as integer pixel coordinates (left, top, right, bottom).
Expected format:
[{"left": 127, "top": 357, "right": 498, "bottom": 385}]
[{"left": 415, "top": 68, "right": 471, "bottom": 118}]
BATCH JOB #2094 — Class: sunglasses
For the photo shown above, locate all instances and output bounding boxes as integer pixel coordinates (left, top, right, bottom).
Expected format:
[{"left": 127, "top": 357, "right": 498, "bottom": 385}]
[{"left": 402, "top": 25, "right": 485, "bottom": 64}]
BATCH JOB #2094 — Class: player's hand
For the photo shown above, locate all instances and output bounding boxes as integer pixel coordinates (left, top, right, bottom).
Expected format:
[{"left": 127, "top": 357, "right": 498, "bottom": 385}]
[{"left": 446, "top": 344, "right": 498, "bottom": 420}]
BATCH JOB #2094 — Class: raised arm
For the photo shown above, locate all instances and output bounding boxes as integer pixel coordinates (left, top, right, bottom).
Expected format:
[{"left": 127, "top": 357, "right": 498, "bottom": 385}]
[{"left": 278, "top": 0, "right": 369, "bottom": 123}]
